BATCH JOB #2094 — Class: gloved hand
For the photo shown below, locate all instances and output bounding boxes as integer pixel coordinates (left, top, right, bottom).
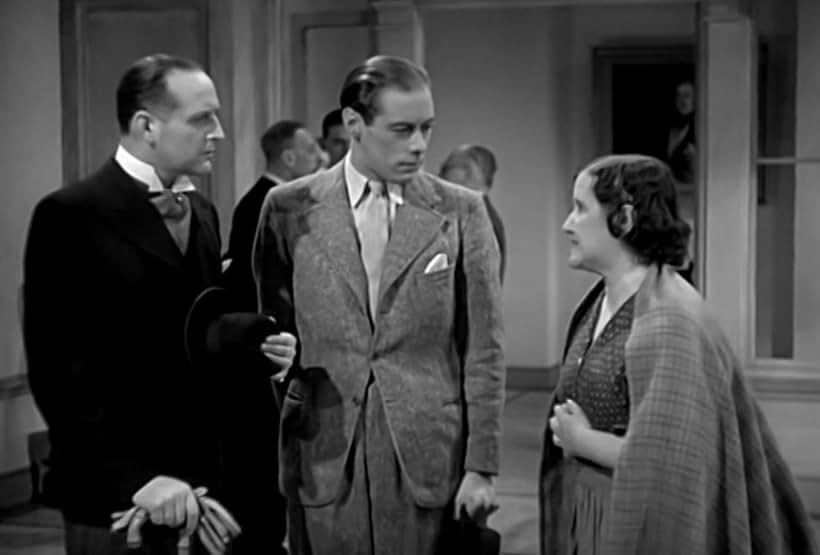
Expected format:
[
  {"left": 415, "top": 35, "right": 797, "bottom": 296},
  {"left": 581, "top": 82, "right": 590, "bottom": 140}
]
[{"left": 111, "top": 487, "right": 241, "bottom": 554}]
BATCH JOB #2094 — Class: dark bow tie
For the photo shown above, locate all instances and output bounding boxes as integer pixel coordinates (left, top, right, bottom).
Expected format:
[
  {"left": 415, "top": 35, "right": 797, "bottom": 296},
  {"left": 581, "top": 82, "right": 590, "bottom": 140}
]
[{"left": 149, "top": 189, "right": 190, "bottom": 221}]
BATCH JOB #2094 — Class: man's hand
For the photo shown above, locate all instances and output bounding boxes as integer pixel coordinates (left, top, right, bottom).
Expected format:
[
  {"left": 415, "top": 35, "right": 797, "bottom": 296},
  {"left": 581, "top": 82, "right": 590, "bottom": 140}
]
[
  {"left": 131, "top": 476, "right": 199, "bottom": 535},
  {"left": 454, "top": 471, "right": 498, "bottom": 525},
  {"left": 261, "top": 332, "right": 297, "bottom": 382}
]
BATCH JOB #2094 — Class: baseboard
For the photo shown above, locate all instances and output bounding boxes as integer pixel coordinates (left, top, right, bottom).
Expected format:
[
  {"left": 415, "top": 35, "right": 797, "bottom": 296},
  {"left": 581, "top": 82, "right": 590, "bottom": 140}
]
[
  {"left": 506, "top": 365, "right": 559, "bottom": 390},
  {"left": 0, "top": 467, "right": 31, "bottom": 511}
]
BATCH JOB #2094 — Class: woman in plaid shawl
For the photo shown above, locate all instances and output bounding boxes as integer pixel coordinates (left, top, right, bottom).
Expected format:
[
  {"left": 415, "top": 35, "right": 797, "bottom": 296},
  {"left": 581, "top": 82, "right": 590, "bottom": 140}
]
[{"left": 539, "top": 154, "right": 817, "bottom": 554}]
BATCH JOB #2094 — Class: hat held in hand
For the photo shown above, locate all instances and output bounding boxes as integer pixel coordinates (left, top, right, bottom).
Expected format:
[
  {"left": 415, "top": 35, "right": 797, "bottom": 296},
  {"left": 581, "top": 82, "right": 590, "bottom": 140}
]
[{"left": 184, "top": 287, "right": 280, "bottom": 373}]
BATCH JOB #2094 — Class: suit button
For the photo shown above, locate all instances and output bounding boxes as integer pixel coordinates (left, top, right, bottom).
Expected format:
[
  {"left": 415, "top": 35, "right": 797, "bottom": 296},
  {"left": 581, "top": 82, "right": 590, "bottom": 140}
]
[{"left": 352, "top": 396, "right": 362, "bottom": 406}]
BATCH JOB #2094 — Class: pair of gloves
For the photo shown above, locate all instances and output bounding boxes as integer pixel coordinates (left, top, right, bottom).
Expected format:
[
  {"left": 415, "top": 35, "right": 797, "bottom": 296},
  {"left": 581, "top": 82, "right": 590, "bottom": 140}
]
[{"left": 111, "top": 487, "right": 241, "bottom": 554}]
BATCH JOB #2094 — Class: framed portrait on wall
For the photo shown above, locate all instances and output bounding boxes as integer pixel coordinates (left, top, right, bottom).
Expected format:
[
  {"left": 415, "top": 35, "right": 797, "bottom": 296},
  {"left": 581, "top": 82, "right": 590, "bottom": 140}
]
[{"left": 593, "top": 44, "right": 695, "bottom": 170}]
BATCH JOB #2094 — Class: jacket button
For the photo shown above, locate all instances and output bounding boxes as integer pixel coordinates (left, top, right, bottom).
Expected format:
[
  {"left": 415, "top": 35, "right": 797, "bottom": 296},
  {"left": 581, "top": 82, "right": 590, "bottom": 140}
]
[{"left": 352, "top": 396, "right": 362, "bottom": 406}]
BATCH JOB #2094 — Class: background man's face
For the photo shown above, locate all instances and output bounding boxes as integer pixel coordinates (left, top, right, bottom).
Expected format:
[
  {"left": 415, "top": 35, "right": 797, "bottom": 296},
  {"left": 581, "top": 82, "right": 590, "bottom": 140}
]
[
  {"left": 323, "top": 124, "right": 349, "bottom": 166},
  {"left": 288, "top": 127, "right": 326, "bottom": 177},
  {"left": 675, "top": 82, "right": 695, "bottom": 116},
  {"left": 441, "top": 158, "right": 488, "bottom": 195}
]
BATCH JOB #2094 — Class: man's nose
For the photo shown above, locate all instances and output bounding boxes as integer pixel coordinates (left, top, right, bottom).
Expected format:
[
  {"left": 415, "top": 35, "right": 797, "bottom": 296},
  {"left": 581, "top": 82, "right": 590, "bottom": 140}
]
[
  {"left": 210, "top": 116, "right": 226, "bottom": 140},
  {"left": 561, "top": 215, "right": 573, "bottom": 234},
  {"left": 408, "top": 129, "right": 427, "bottom": 153}
]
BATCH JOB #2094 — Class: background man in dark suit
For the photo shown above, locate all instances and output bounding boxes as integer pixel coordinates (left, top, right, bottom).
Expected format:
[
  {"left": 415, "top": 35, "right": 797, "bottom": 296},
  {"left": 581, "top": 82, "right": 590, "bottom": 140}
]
[
  {"left": 440, "top": 144, "right": 507, "bottom": 283},
  {"left": 254, "top": 55, "right": 505, "bottom": 554},
  {"left": 223, "top": 120, "right": 325, "bottom": 311},
  {"left": 220, "top": 119, "right": 323, "bottom": 554},
  {"left": 23, "top": 54, "right": 296, "bottom": 554},
  {"left": 320, "top": 108, "right": 350, "bottom": 167}
]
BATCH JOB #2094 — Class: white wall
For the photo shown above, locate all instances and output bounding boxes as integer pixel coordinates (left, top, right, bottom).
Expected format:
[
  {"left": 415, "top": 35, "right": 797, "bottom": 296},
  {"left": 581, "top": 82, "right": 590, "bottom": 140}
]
[
  {"left": 0, "top": 0, "right": 58, "bottom": 472},
  {"left": 304, "top": 26, "right": 370, "bottom": 136},
  {"left": 278, "top": 0, "right": 369, "bottom": 133},
  {"left": 424, "top": 3, "right": 696, "bottom": 368},
  {"left": 425, "top": 7, "right": 573, "bottom": 367}
]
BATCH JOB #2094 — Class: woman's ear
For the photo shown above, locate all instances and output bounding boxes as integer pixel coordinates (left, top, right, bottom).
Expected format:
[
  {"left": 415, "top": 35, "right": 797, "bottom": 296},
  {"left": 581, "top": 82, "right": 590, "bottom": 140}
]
[{"left": 616, "top": 203, "right": 635, "bottom": 237}]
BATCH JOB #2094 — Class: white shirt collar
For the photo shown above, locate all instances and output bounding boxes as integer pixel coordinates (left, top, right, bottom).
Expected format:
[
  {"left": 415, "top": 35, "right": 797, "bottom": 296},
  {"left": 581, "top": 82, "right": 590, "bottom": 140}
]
[
  {"left": 263, "top": 171, "right": 288, "bottom": 185},
  {"left": 343, "top": 153, "right": 404, "bottom": 208},
  {"left": 115, "top": 144, "right": 196, "bottom": 193}
]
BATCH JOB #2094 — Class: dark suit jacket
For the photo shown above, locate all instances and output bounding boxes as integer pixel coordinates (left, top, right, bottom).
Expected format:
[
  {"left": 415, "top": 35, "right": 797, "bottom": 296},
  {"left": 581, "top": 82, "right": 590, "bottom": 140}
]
[
  {"left": 253, "top": 164, "right": 506, "bottom": 509},
  {"left": 224, "top": 175, "right": 279, "bottom": 310},
  {"left": 23, "top": 158, "right": 223, "bottom": 526},
  {"left": 220, "top": 174, "right": 288, "bottom": 553}
]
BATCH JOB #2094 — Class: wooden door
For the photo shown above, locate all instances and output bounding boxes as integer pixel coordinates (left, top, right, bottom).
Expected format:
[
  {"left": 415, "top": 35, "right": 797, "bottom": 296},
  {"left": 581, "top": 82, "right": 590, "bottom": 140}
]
[{"left": 61, "top": 0, "right": 210, "bottom": 195}]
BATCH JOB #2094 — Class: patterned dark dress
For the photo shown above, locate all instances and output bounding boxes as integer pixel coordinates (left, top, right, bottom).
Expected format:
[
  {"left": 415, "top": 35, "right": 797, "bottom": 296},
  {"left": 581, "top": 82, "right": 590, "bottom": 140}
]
[{"left": 553, "top": 291, "right": 635, "bottom": 554}]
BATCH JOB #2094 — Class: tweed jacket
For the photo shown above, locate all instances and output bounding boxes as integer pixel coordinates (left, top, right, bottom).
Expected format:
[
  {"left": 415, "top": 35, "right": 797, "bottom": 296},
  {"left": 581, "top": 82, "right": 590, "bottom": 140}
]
[
  {"left": 540, "top": 265, "right": 817, "bottom": 554},
  {"left": 252, "top": 162, "right": 505, "bottom": 509}
]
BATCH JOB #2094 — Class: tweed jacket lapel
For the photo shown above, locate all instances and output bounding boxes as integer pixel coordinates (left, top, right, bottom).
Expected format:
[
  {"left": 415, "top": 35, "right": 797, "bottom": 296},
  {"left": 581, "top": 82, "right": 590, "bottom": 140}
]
[
  {"left": 309, "top": 166, "right": 370, "bottom": 316},
  {"left": 378, "top": 173, "right": 445, "bottom": 305}
]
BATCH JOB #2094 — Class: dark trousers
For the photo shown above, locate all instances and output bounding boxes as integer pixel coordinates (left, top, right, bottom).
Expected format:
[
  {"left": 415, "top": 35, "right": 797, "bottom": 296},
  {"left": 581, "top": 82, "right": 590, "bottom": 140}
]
[
  {"left": 63, "top": 518, "right": 190, "bottom": 555},
  {"left": 288, "top": 381, "right": 447, "bottom": 555},
  {"left": 220, "top": 373, "right": 287, "bottom": 554}
]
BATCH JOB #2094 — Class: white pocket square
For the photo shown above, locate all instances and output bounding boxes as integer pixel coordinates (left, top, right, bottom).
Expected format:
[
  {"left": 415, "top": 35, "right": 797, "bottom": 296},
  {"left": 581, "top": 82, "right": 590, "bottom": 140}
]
[{"left": 424, "top": 253, "right": 450, "bottom": 274}]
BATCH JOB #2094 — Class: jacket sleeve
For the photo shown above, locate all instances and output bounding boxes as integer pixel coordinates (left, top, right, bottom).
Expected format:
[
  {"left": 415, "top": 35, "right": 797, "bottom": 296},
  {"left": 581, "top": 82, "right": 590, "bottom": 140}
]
[
  {"left": 23, "top": 197, "right": 160, "bottom": 505},
  {"left": 252, "top": 189, "right": 300, "bottom": 374},
  {"left": 458, "top": 194, "right": 506, "bottom": 475}
]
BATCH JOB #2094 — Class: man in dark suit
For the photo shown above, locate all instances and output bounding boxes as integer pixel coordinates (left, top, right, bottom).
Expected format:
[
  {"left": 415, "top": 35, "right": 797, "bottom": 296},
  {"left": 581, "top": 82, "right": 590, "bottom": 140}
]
[
  {"left": 220, "top": 119, "right": 323, "bottom": 554},
  {"left": 23, "top": 54, "right": 296, "bottom": 554},
  {"left": 320, "top": 108, "right": 350, "bottom": 167},
  {"left": 440, "top": 145, "right": 507, "bottom": 283},
  {"left": 254, "top": 55, "right": 505, "bottom": 554},
  {"left": 223, "top": 120, "right": 325, "bottom": 311}
]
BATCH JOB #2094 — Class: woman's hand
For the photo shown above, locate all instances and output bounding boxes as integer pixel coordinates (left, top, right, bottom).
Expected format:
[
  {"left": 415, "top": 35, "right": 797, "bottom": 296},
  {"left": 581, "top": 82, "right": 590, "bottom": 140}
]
[{"left": 550, "top": 399, "right": 591, "bottom": 457}]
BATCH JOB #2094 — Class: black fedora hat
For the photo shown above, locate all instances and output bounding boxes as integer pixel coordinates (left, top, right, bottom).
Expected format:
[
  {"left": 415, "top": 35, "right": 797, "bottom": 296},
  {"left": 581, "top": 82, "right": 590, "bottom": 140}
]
[
  {"left": 184, "top": 286, "right": 280, "bottom": 370},
  {"left": 440, "top": 512, "right": 501, "bottom": 555}
]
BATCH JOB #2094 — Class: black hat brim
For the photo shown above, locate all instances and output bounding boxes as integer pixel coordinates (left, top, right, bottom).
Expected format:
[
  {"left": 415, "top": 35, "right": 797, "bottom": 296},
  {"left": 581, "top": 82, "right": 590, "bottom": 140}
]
[{"left": 184, "top": 286, "right": 237, "bottom": 369}]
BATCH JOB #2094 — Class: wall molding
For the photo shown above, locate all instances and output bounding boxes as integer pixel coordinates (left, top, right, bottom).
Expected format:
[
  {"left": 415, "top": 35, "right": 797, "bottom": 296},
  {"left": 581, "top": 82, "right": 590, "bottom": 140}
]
[
  {"left": 0, "top": 374, "right": 28, "bottom": 401},
  {"left": 506, "top": 365, "right": 559, "bottom": 391},
  {"left": 748, "top": 367, "right": 820, "bottom": 402},
  {"left": 412, "top": 0, "right": 698, "bottom": 10}
]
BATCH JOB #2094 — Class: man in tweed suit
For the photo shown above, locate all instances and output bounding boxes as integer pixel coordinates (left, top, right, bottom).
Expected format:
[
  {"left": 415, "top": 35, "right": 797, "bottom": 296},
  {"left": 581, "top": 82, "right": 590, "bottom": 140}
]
[
  {"left": 539, "top": 154, "right": 817, "bottom": 554},
  {"left": 253, "top": 55, "right": 505, "bottom": 554}
]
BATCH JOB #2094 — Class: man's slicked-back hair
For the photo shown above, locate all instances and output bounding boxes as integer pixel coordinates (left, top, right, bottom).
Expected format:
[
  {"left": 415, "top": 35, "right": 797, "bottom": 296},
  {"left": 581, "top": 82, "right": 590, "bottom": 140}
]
[
  {"left": 260, "top": 120, "right": 304, "bottom": 165},
  {"left": 116, "top": 54, "right": 203, "bottom": 134},
  {"left": 586, "top": 154, "right": 691, "bottom": 267},
  {"left": 339, "top": 55, "right": 431, "bottom": 124}
]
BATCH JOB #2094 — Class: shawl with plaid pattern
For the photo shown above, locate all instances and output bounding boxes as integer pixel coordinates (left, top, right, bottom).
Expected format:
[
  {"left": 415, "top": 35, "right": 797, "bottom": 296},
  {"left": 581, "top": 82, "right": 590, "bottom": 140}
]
[{"left": 540, "top": 265, "right": 817, "bottom": 554}]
